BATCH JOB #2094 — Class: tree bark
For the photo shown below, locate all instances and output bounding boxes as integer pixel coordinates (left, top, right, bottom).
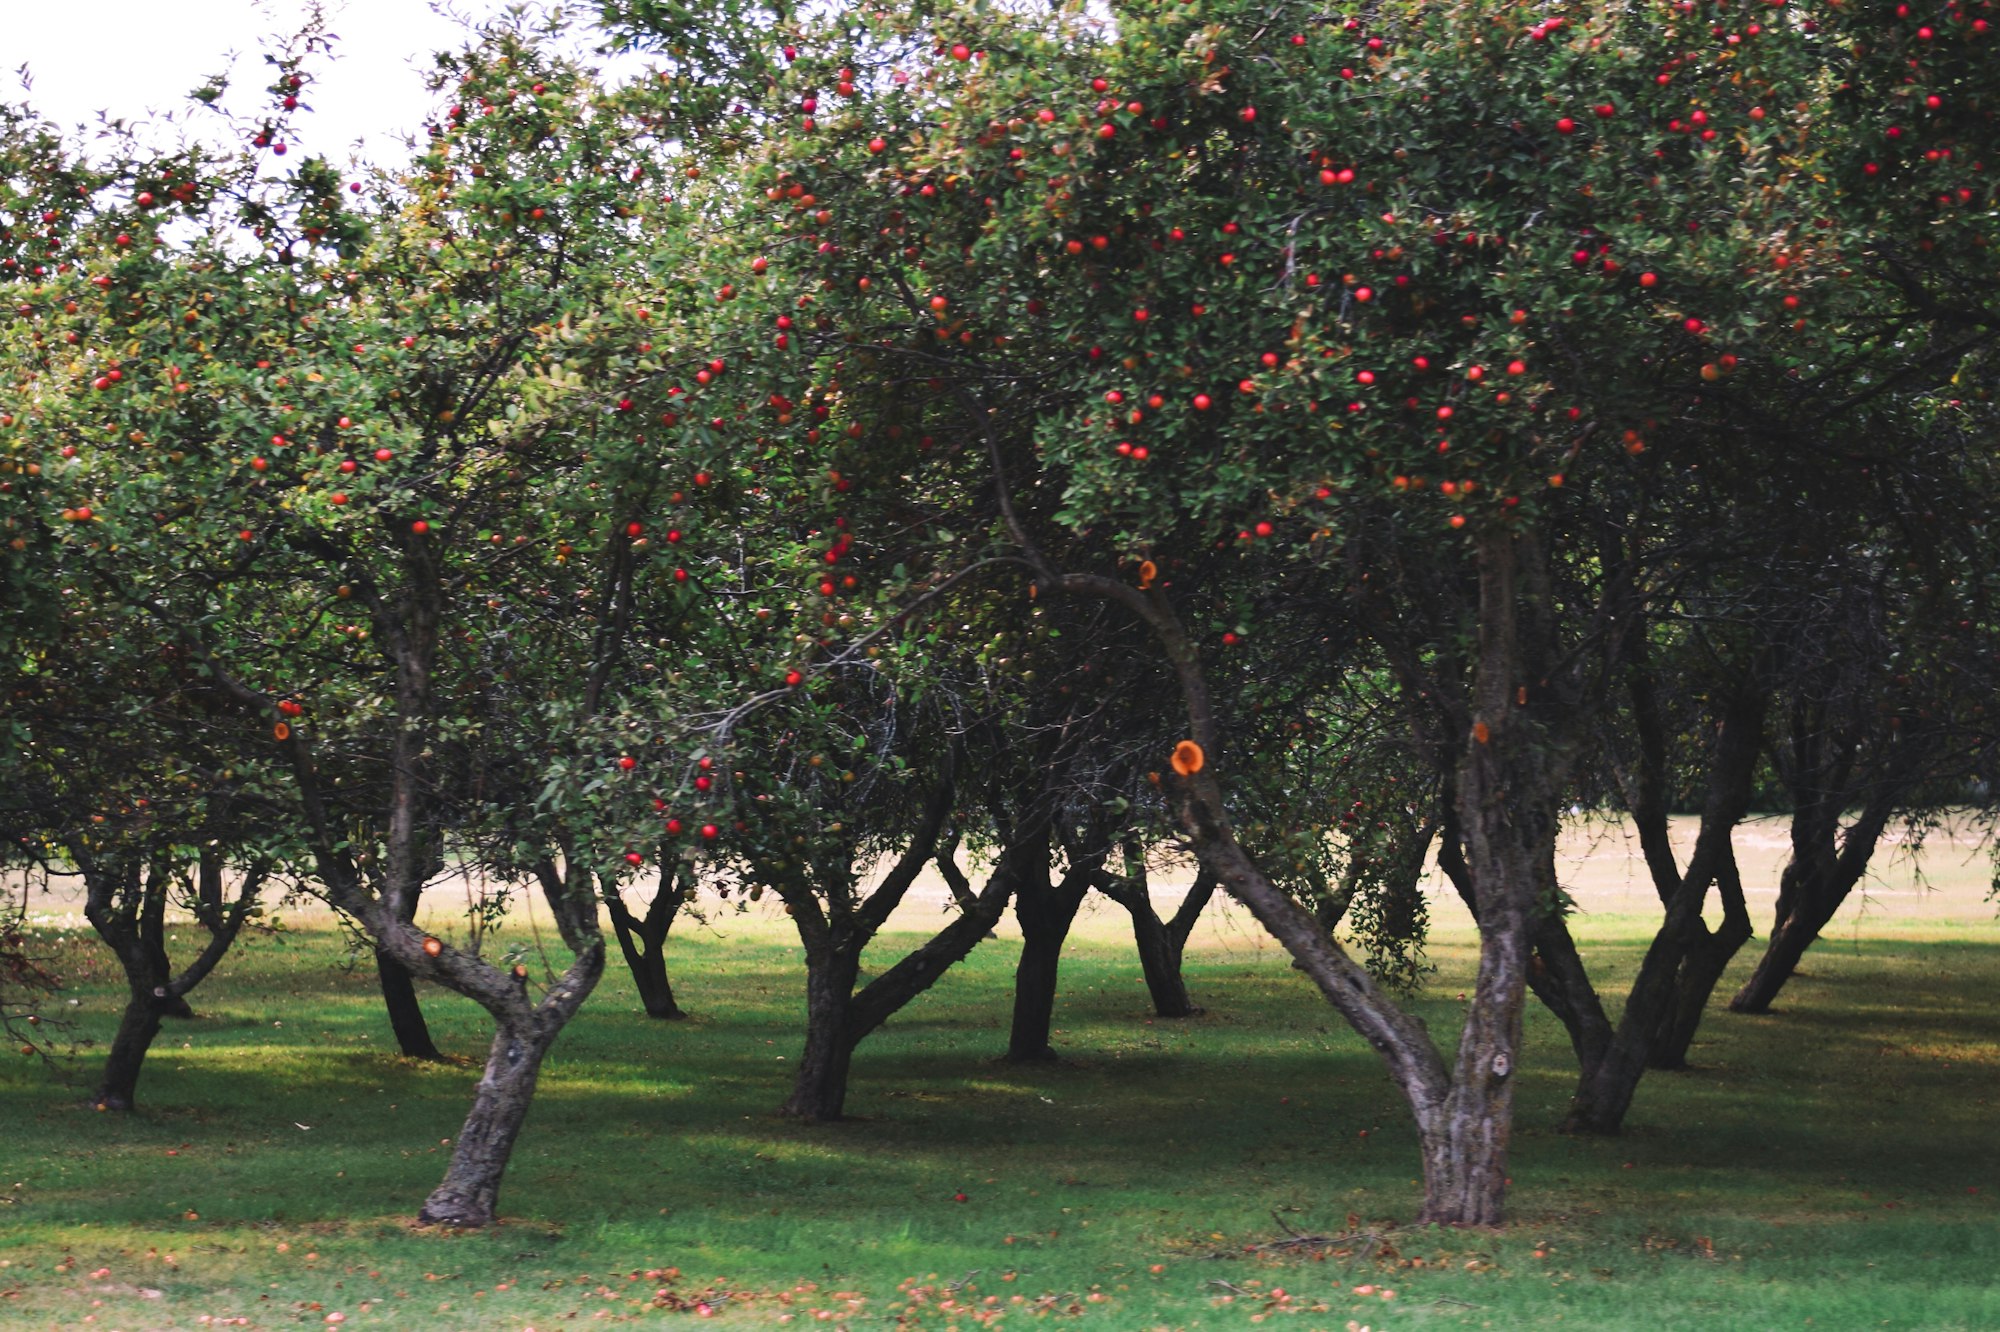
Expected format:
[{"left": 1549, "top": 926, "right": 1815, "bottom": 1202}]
[
  {"left": 1728, "top": 882, "right": 1842, "bottom": 1014},
  {"left": 781, "top": 945, "right": 864, "bottom": 1122},
  {"left": 1097, "top": 845, "right": 1214, "bottom": 1019},
  {"left": 1727, "top": 795, "right": 1895, "bottom": 1014},
  {"left": 1437, "top": 804, "right": 1612, "bottom": 1078},
  {"left": 414, "top": 859, "right": 606, "bottom": 1227},
  {"left": 376, "top": 947, "right": 446, "bottom": 1060},
  {"left": 1561, "top": 686, "right": 1763, "bottom": 1133},
  {"left": 1728, "top": 697, "right": 1924, "bottom": 1014},
  {"left": 79, "top": 847, "right": 265, "bottom": 1111},
  {"left": 1007, "top": 820, "right": 1102, "bottom": 1062},
  {"left": 417, "top": 1013, "right": 560, "bottom": 1226},
  {"left": 772, "top": 773, "right": 1012, "bottom": 1121},
  {"left": 606, "top": 863, "right": 690, "bottom": 1020},
  {"left": 94, "top": 991, "right": 166, "bottom": 1112}
]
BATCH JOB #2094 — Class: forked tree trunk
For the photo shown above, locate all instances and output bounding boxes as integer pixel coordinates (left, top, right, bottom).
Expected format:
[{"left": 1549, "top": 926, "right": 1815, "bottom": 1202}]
[
  {"left": 1648, "top": 851, "right": 1754, "bottom": 1068},
  {"left": 1098, "top": 848, "right": 1215, "bottom": 1019},
  {"left": 80, "top": 847, "right": 265, "bottom": 1111},
  {"left": 1561, "top": 686, "right": 1764, "bottom": 1134},
  {"left": 607, "top": 864, "right": 690, "bottom": 1020},
  {"left": 1728, "top": 704, "right": 1920, "bottom": 1015},
  {"left": 1007, "top": 824, "right": 1104, "bottom": 1062},
  {"left": 1128, "top": 895, "right": 1197, "bottom": 1017},
  {"left": 1438, "top": 811, "right": 1613, "bottom": 1080},
  {"left": 411, "top": 863, "right": 607, "bottom": 1227},
  {"left": 773, "top": 775, "right": 1014, "bottom": 1121}
]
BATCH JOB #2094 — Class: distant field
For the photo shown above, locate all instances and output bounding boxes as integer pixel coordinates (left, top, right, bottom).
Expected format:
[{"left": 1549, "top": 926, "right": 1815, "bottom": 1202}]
[{"left": 1, "top": 815, "right": 1995, "bottom": 1331}]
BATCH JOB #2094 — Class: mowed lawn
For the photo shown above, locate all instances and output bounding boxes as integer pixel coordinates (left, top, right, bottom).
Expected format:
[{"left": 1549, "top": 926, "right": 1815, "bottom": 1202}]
[{"left": 1, "top": 816, "right": 1996, "bottom": 1331}]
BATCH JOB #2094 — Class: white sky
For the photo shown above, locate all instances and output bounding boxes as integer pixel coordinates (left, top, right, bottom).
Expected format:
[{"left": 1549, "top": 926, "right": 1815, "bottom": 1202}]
[{"left": 6, "top": 0, "right": 508, "bottom": 169}]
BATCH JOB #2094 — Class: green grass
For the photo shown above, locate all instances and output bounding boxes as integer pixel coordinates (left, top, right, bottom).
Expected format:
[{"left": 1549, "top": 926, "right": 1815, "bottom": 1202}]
[{"left": 1, "top": 898, "right": 1997, "bottom": 1331}]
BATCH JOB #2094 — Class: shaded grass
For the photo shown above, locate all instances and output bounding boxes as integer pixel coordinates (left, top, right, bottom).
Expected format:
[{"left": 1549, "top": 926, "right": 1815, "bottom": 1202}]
[{"left": 0, "top": 905, "right": 1996, "bottom": 1331}]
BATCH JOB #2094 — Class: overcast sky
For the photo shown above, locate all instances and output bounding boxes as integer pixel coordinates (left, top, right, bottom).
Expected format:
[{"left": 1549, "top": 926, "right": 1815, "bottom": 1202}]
[{"left": 8, "top": 0, "right": 509, "bottom": 167}]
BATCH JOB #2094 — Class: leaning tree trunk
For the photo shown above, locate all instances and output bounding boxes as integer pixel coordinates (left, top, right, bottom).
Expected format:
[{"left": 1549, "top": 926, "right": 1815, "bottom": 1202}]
[
  {"left": 411, "top": 860, "right": 608, "bottom": 1227},
  {"left": 94, "top": 992, "right": 167, "bottom": 1112},
  {"left": 1728, "top": 885, "right": 1840, "bottom": 1014},
  {"left": 418, "top": 1005, "right": 568, "bottom": 1226}
]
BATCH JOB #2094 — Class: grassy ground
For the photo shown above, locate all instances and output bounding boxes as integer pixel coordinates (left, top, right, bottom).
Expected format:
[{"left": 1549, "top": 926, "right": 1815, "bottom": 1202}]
[{"left": 1, "top": 821, "right": 1996, "bottom": 1331}]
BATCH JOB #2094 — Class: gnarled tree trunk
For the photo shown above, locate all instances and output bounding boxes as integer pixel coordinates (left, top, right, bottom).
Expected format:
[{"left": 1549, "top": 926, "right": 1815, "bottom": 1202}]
[{"left": 413, "top": 858, "right": 607, "bottom": 1227}]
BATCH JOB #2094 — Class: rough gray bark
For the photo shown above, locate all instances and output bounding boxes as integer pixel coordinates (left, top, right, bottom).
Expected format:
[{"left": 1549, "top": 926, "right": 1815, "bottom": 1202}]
[
  {"left": 1157, "top": 530, "right": 1560, "bottom": 1225},
  {"left": 415, "top": 857, "right": 605, "bottom": 1226}
]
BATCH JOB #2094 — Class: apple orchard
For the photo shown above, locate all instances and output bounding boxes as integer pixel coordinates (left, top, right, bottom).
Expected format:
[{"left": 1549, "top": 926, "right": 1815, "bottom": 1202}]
[{"left": 2, "top": 0, "right": 1997, "bottom": 1231}]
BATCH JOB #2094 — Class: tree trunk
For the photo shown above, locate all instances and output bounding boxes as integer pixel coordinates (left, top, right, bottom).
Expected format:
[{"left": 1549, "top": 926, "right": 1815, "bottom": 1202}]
[
  {"left": 1006, "top": 827, "right": 1086, "bottom": 1062},
  {"left": 1007, "top": 928, "right": 1068, "bottom": 1062},
  {"left": 1728, "top": 889, "right": 1839, "bottom": 1014},
  {"left": 781, "top": 946, "right": 862, "bottom": 1122},
  {"left": 399, "top": 857, "right": 606, "bottom": 1228},
  {"left": 1438, "top": 808, "right": 1612, "bottom": 1078},
  {"left": 1409, "top": 531, "right": 1560, "bottom": 1224},
  {"left": 1128, "top": 898, "right": 1197, "bottom": 1018},
  {"left": 93, "top": 995, "right": 166, "bottom": 1112},
  {"left": 377, "top": 946, "right": 446, "bottom": 1060},
  {"left": 1099, "top": 850, "right": 1214, "bottom": 1019},
  {"left": 79, "top": 849, "right": 265, "bottom": 1110},
  {"left": 1561, "top": 684, "right": 1764, "bottom": 1133},
  {"left": 1417, "top": 1082, "right": 1512, "bottom": 1228},
  {"left": 416, "top": 1013, "right": 561, "bottom": 1227},
  {"left": 607, "top": 866, "right": 688, "bottom": 1020},
  {"left": 1648, "top": 852, "right": 1754, "bottom": 1067}
]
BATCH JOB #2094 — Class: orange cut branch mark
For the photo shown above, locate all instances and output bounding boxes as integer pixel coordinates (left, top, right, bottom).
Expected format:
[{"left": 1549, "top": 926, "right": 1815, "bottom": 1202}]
[
  {"left": 1170, "top": 740, "right": 1206, "bottom": 776},
  {"left": 272, "top": 722, "right": 291, "bottom": 741},
  {"left": 1472, "top": 722, "right": 1491, "bottom": 745},
  {"left": 1137, "top": 559, "right": 1158, "bottom": 590}
]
